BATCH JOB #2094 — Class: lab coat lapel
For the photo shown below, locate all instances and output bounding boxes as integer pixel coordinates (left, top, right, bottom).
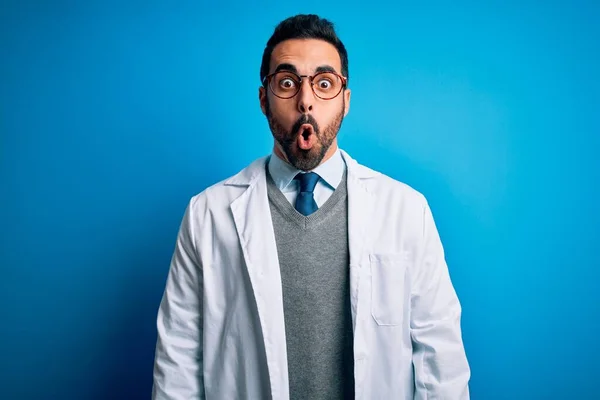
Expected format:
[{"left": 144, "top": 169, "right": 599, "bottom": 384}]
[
  {"left": 341, "top": 150, "right": 377, "bottom": 325},
  {"left": 228, "top": 156, "right": 290, "bottom": 400}
]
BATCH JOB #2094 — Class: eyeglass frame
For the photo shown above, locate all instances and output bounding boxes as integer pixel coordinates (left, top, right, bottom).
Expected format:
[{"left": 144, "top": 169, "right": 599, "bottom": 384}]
[{"left": 262, "top": 70, "right": 348, "bottom": 100}]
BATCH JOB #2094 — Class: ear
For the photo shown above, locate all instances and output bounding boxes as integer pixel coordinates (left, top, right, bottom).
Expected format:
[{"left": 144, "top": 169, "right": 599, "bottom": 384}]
[
  {"left": 343, "top": 88, "right": 351, "bottom": 117},
  {"left": 259, "top": 86, "right": 267, "bottom": 115}
]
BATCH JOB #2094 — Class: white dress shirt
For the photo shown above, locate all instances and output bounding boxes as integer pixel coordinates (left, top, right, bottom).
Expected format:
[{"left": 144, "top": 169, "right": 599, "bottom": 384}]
[{"left": 267, "top": 148, "right": 347, "bottom": 208}]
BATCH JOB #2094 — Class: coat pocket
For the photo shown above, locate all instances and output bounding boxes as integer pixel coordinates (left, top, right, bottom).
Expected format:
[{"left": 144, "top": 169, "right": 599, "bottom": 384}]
[{"left": 370, "top": 253, "right": 407, "bottom": 326}]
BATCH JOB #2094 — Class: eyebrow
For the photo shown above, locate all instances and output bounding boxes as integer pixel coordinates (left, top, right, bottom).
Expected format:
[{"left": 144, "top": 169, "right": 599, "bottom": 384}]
[
  {"left": 274, "top": 63, "right": 299, "bottom": 74},
  {"left": 314, "top": 65, "right": 338, "bottom": 74},
  {"left": 273, "top": 63, "right": 340, "bottom": 75}
]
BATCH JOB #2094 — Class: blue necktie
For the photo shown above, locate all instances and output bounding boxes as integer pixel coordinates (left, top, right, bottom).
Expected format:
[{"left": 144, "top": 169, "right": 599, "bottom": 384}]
[{"left": 294, "top": 172, "right": 320, "bottom": 216}]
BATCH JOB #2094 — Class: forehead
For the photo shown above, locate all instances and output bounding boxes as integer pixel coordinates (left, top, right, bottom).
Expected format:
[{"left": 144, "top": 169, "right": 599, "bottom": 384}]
[{"left": 269, "top": 38, "right": 342, "bottom": 74}]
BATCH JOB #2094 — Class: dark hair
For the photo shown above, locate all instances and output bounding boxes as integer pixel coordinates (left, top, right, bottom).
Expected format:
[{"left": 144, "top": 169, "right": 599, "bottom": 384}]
[{"left": 260, "top": 14, "right": 349, "bottom": 85}]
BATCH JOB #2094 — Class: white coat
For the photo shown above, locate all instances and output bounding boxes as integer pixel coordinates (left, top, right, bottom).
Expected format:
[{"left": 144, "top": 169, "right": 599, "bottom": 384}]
[{"left": 152, "top": 149, "right": 470, "bottom": 399}]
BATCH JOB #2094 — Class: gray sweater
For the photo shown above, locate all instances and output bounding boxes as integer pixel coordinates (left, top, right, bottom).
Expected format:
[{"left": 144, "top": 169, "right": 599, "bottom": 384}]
[{"left": 266, "top": 168, "right": 355, "bottom": 400}]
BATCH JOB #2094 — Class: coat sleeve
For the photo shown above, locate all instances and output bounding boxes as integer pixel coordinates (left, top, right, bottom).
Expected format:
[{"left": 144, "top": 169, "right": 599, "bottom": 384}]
[
  {"left": 152, "top": 199, "right": 205, "bottom": 399},
  {"left": 410, "top": 200, "right": 470, "bottom": 399}
]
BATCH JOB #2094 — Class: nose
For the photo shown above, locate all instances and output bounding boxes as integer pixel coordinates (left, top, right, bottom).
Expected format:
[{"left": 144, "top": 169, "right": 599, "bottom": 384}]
[{"left": 296, "top": 78, "right": 314, "bottom": 113}]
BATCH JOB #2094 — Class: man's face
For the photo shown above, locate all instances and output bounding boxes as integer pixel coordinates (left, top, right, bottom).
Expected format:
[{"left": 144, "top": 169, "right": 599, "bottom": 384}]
[{"left": 259, "top": 39, "right": 351, "bottom": 171}]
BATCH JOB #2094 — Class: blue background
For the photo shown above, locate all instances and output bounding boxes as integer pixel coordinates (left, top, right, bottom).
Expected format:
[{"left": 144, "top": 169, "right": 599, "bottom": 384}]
[{"left": 1, "top": 1, "right": 599, "bottom": 399}]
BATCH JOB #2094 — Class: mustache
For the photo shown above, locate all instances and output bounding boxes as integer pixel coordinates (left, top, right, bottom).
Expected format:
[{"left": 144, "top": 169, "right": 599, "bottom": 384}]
[{"left": 291, "top": 114, "right": 320, "bottom": 137}]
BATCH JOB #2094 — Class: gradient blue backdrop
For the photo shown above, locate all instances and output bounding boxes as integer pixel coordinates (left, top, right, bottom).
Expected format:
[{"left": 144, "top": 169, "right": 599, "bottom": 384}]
[{"left": 1, "top": 1, "right": 599, "bottom": 399}]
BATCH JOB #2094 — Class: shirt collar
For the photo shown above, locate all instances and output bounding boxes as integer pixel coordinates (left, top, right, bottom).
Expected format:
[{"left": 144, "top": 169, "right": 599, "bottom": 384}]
[{"left": 268, "top": 147, "right": 346, "bottom": 192}]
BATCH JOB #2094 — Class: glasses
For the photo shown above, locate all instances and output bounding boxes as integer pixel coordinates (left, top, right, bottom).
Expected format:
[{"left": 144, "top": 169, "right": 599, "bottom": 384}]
[{"left": 263, "top": 70, "right": 347, "bottom": 100}]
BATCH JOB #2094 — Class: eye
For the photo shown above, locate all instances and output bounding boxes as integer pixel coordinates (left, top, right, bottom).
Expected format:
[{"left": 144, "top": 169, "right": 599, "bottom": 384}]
[
  {"left": 279, "top": 77, "right": 297, "bottom": 90},
  {"left": 317, "top": 78, "right": 332, "bottom": 90}
]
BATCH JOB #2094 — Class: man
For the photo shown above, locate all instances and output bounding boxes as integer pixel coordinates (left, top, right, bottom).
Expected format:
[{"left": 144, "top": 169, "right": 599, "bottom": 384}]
[{"left": 152, "top": 14, "right": 470, "bottom": 400}]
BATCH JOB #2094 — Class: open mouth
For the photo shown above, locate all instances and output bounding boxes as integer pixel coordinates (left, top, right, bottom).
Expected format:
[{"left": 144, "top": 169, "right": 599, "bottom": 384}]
[{"left": 296, "top": 124, "right": 316, "bottom": 150}]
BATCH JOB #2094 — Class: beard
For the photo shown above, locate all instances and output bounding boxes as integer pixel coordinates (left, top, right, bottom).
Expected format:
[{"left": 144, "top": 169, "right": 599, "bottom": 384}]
[{"left": 265, "top": 98, "right": 345, "bottom": 171}]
